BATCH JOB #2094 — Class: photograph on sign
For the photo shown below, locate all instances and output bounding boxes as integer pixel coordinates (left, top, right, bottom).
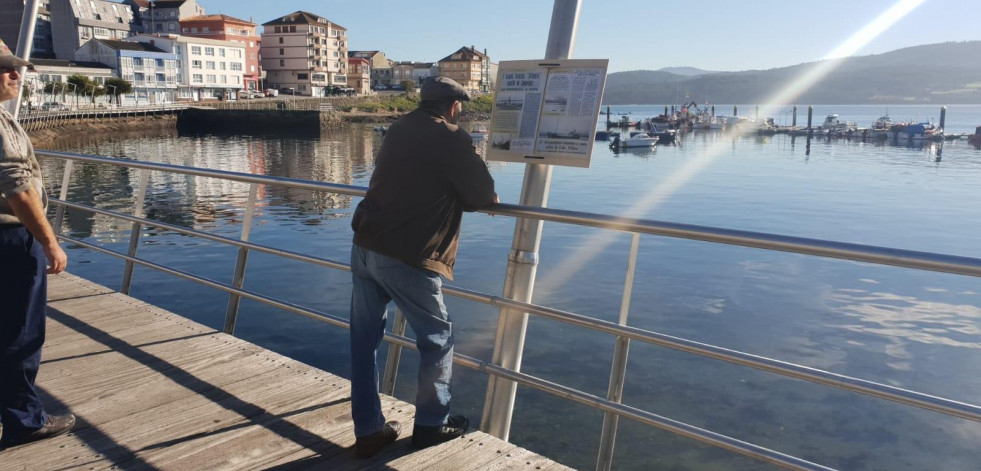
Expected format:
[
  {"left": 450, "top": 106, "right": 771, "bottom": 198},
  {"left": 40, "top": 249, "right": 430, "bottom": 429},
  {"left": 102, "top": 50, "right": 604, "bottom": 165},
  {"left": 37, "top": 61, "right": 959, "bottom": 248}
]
[{"left": 486, "top": 59, "right": 608, "bottom": 168}]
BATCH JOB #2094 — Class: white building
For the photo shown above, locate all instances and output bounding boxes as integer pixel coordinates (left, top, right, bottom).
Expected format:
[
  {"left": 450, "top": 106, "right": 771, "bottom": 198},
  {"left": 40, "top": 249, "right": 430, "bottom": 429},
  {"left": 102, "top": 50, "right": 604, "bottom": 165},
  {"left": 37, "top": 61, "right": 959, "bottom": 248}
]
[
  {"left": 75, "top": 38, "right": 178, "bottom": 104},
  {"left": 128, "top": 34, "right": 245, "bottom": 101},
  {"left": 260, "top": 11, "right": 348, "bottom": 96},
  {"left": 48, "top": 0, "right": 139, "bottom": 60}
]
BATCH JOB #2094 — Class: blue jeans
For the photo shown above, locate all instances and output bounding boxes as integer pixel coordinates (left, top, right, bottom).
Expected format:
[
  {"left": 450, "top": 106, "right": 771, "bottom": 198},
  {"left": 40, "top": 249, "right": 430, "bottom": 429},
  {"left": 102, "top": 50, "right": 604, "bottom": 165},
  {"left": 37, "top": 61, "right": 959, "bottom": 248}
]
[
  {"left": 349, "top": 245, "right": 453, "bottom": 438},
  {"left": 0, "top": 225, "right": 49, "bottom": 436}
]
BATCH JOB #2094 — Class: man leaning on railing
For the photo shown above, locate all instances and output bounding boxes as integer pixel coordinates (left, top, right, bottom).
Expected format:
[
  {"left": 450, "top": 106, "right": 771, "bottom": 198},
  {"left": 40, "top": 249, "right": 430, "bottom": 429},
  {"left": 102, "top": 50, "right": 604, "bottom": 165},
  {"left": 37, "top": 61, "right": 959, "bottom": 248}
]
[
  {"left": 0, "top": 40, "right": 75, "bottom": 449},
  {"left": 348, "top": 76, "right": 498, "bottom": 458}
]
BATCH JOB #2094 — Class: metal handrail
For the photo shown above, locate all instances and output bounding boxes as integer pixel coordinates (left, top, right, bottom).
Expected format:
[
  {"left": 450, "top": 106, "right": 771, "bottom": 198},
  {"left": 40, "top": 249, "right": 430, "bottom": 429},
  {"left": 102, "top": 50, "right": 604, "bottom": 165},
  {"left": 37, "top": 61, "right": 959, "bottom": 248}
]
[
  {"left": 52, "top": 197, "right": 981, "bottom": 423},
  {"left": 41, "top": 151, "right": 981, "bottom": 470}
]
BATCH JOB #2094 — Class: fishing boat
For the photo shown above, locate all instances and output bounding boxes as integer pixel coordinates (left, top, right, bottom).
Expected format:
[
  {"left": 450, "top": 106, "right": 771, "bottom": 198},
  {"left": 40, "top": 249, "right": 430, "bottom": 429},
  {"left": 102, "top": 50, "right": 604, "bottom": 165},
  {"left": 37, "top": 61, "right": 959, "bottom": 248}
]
[
  {"left": 641, "top": 122, "right": 677, "bottom": 143},
  {"left": 904, "top": 122, "right": 943, "bottom": 142},
  {"left": 821, "top": 114, "right": 858, "bottom": 132}
]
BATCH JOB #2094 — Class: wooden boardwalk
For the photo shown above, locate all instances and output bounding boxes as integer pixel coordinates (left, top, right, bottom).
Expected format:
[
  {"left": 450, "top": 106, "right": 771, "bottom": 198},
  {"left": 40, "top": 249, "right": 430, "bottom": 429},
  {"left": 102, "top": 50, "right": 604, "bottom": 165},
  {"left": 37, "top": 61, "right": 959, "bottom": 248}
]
[{"left": 0, "top": 273, "right": 570, "bottom": 471}]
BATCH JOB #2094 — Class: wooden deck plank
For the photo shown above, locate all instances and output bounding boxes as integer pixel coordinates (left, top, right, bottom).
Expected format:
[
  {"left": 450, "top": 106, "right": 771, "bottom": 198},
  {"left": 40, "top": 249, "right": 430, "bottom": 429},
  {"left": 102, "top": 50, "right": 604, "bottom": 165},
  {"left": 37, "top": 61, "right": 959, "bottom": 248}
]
[{"left": 0, "top": 273, "right": 572, "bottom": 471}]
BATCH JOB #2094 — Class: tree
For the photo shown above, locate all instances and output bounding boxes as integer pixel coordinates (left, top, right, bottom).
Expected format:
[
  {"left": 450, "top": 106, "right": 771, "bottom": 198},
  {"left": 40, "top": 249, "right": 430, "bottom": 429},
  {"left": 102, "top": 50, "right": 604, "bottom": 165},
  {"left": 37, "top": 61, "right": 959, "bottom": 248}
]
[
  {"left": 104, "top": 78, "right": 133, "bottom": 105},
  {"left": 399, "top": 79, "right": 416, "bottom": 94}
]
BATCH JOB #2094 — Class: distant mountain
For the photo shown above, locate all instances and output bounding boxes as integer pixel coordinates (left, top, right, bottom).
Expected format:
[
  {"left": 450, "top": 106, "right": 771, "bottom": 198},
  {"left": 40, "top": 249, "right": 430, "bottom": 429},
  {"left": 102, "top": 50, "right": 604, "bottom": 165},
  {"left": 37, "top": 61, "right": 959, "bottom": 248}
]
[
  {"left": 603, "top": 41, "right": 981, "bottom": 104},
  {"left": 656, "top": 67, "right": 719, "bottom": 77}
]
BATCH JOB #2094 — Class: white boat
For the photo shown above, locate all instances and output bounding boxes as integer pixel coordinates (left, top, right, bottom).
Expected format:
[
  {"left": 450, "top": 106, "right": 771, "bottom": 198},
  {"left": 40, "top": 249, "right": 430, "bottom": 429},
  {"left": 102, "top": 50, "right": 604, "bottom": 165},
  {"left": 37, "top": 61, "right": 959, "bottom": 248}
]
[
  {"left": 469, "top": 123, "right": 489, "bottom": 140},
  {"left": 612, "top": 133, "right": 658, "bottom": 148},
  {"left": 821, "top": 114, "right": 857, "bottom": 131}
]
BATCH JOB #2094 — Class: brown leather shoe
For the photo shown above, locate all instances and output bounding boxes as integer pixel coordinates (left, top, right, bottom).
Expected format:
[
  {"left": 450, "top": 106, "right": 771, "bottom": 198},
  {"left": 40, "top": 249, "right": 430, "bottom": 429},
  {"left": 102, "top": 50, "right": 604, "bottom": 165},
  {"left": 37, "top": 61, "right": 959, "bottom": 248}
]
[
  {"left": 2, "top": 414, "right": 76, "bottom": 447},
  {"left": 354, "top": 421, "right": 401, "bottom": 458}
]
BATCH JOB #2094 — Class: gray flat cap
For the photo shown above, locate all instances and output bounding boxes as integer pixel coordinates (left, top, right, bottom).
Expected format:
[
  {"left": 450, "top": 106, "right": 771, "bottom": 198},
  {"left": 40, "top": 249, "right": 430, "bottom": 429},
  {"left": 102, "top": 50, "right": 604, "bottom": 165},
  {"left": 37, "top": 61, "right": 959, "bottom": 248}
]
[{"left": 421, "top": 77, "right": 471, "bottom": 101}]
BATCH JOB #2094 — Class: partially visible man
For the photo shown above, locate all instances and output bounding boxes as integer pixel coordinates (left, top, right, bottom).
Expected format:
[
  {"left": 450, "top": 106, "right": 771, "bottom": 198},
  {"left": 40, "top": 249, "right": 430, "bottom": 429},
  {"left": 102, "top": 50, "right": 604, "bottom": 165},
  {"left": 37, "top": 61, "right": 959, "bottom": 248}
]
[
  {"left": 0, "top": 39, "right": 74, "bottom": 448},
  {"left": 348, "top": 77, "right": 497, "bottom": 458}
]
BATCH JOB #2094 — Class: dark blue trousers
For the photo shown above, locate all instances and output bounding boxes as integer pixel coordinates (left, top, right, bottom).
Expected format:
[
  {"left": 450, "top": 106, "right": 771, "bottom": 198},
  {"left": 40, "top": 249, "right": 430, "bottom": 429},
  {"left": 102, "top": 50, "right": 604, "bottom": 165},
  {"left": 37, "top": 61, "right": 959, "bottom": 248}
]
[{"left": 0, "top": 225, "right": 48, "bottom": 435}]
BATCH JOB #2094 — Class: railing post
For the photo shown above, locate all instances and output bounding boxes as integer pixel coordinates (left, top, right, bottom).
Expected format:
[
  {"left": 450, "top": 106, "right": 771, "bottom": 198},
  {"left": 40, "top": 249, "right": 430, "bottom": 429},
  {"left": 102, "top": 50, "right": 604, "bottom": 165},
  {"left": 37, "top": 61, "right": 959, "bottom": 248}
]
[
  {"left": 223, "top": 183, "right": 259, "bottom": 334},
  {"left": 596, "top": 233, "right": 641, "bottom": 471},
  {"left": 380, "top": 308, "right": 407, "bottom": 395},
  {"left": 481, "top": 0, "right": 581, "bottom": 441},
  {"left": 53, "top": 160, "right": 74, "bottom": 234},
  {"left": 120, "top": 169, "right": 150, "bottom": 294}
]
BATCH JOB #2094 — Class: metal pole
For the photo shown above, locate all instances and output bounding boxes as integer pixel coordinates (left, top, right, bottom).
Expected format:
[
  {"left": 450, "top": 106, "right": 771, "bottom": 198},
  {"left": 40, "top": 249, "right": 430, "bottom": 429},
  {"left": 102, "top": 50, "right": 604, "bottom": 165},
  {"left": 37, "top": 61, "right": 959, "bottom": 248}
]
[
  {"left": 380, "top": 308, "right": 408, "bottom": 396},
  {"left": 481, "top": 0, "right": 581, "bottom": 441},
  {"left": 120, "top": 169, "right": 150, "bottom": 294},
  {"left": 223, "top": 183, "right": 259, "bottom": 334},
  {"left": 10, "top": 0, "right": 40, "bottom": 118},
  {"left": 596, "top": 233, "right": 641, "bottom": 471},
  {"left": 53, "top": 160, "right": 74, "bottom": 234}
]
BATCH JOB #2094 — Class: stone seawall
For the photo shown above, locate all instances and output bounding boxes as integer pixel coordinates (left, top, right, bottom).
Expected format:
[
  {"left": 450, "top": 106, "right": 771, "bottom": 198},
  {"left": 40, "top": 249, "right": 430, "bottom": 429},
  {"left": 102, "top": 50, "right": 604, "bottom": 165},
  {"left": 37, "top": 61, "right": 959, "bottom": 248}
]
[
  {"left": 177, "top": 108, "right": 342, "bottom": 136},
  {"left": 29, "top": 114, "right": 177, "bottom": 149}
]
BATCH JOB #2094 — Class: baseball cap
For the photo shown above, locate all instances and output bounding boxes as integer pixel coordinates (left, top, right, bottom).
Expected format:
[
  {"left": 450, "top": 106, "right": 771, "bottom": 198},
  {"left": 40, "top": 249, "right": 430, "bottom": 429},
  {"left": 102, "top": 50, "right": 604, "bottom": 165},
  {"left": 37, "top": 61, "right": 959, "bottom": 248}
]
[
  {"left": 421, "top": 77, "right": 470, "bottom": 102},
  {"left": 0, "top": 39, "right": 33, "bottom": 69}
]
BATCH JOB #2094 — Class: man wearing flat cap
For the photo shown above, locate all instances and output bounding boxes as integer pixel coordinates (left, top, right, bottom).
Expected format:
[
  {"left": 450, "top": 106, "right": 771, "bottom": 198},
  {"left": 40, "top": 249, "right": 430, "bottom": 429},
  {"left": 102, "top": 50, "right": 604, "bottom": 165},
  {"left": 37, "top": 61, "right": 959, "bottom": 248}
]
[
  {"left": 0, "top": 39, "right": 75, "bottom": 448},
  {"left": 347, "top": 76, "right": 498, "bottom": 457}
]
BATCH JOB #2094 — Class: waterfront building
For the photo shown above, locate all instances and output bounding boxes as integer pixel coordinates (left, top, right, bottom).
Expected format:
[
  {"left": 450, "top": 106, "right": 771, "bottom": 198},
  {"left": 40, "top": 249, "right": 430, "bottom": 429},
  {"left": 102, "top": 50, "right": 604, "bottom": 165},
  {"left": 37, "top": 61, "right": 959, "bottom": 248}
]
[
  {"left": 390, "top": 60, "right": 416, "bottom": 87},
  {"left": 438, "top": 45, "right": 492, "bottom": 93},
  {"left": 348, "top": 50, "right": 391, "bottom": 88},
  {"left": 412, "top": 62, "right": 438, "bottom": 85},
  {"left": 0, "top": 0, "right": 56, "bottom": 59},
  {"left": 75, "top": 38, "right": 178, "bottom": 104},
  {"left": 48, "top": 0, "right": 139, "bottom": 60},
  {"left": 128, "top": 34, "right": 245, "bottom": 101},
  {"left": 260, "top": 11, "right": 349, "bottom": 97},
  {"left": 21, "top": 58, "right": 113, "bottom": 106},
  {"left": 124, "top": 0, "right": 205, "bottom": 35},
  {"left": 179, "top": 14, "right": 261, "bottom": 92},
  {"left": 346, "top": 56, "right": 370, "bottom": 95}
]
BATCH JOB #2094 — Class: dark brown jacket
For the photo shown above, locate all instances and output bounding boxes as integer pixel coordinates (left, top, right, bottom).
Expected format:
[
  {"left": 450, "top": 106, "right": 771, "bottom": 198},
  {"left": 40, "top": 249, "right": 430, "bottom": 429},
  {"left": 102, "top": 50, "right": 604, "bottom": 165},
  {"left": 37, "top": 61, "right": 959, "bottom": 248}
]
[{"left": 352, "top": 108, "right": 496, "bottom": 279}]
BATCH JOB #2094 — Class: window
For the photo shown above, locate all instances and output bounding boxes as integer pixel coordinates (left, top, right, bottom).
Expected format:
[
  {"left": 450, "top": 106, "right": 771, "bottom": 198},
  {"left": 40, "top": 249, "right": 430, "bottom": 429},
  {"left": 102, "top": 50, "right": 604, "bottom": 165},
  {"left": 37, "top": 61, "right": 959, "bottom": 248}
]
[
  {"left": 206, "top": 74, "right": 216, "bottom": 83},
  {"left": 278, "top": 37, "right": 283, "bottom": 44},
  {"left": 279, "top": 48, "right": 284, "bottom": 55},
  {"left": 156, "top": 73, "right": 165, "bottom": 82},
  {"left": 219, "top": 62, "right": 226, "bottom": 70},
  {"left": 219, "top": 48, "right": 225, "bottom": 57},
  {"left": 132, "top": 57, "right": 143, "bottom": 67},
  {"left": 230, "top": 63, "right": 242, "bottom": 71},
  {"left": 297, "top": 73, "right": 308, "bottom": 80},
  {"left": 169, "top": 24, "right": 175, "bottom": 32},
  {"left": 205, "top": 61, "right": 215, "bottom": 70},
  {"left": 234, "top": 76, "right": 240, "bottom": 84},
  {"left": 279, "top": 60, "right": 284, "bottom": 66},
  {"left": 289, "top": 26, "right": 296, "bottom": 33},
  {"left": 155, "top": 59, "right": 164, "bottom": 67},
  {"left": 202, "top": 27, "right": 209, "bottom": 33},
  {"left": 274, "top": 26, "right": 281, "bottom": 33},
  {"left": 204, "top": 47, "right": 215, "bottom": 56},
  {"left": 191, "top": 46, "right": 201, "bottom": 54},
  {"left": 182, "top": 27, "right": 189, "bottom": 33},
  {"left": 221, "top": 75, "right": 227, "bottom": 84},
  {"left": 191, "top": 60, "right": 202, "bottom": 69}
]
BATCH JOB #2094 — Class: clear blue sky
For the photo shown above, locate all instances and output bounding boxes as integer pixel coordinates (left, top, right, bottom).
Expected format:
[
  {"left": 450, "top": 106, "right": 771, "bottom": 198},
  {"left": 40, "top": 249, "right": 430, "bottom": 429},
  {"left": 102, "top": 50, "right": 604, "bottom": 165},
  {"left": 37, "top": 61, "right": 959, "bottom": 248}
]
[{"left": 206, "top": 0, "right": 981, "bottom": 72}]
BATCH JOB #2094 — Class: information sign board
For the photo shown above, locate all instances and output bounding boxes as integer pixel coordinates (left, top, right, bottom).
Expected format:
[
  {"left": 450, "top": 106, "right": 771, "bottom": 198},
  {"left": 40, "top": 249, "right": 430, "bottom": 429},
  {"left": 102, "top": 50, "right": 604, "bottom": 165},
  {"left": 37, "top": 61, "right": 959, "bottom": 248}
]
[{"left": 486, "top": 59, "right": 608, "bottom": 168}]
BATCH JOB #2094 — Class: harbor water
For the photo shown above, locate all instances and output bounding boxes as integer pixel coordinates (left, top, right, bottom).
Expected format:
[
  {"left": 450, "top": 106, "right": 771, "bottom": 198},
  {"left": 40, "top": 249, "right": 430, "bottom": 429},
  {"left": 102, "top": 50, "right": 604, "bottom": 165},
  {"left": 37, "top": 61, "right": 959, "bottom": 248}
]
[{"left": 40, "top": 104, "right": 981, "bottom": 470}]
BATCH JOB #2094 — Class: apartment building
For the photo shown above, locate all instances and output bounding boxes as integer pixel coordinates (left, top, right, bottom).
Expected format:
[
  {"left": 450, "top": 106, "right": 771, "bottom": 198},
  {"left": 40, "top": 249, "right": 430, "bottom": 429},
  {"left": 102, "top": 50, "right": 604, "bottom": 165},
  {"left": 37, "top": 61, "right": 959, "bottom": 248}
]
[
  {"left": 347, "top": 56, "right": 369, "bottom": 95},
  {"left": 180, "top": 14, "right": 261, "bottom": 91},
  {"left": 75, "top": 38, "right": 177, "bottom": 103},
  {"left": 128, "top": 34, "right": 245, "bottom": 101},
  {"left": 0, "top": 0, "right": 55, "bottom": 59},
  {"left": 438, "top": 46, "right": 491, "bottom": 92},
  {"left": 48, "top": 0, "right": 139, "bottom": 60},
  {"left": 128, "top": 0, "right": 205, "bottom": 35},
  {"left": 261, "top": 11, "right": 348, "bottom": 96}
]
